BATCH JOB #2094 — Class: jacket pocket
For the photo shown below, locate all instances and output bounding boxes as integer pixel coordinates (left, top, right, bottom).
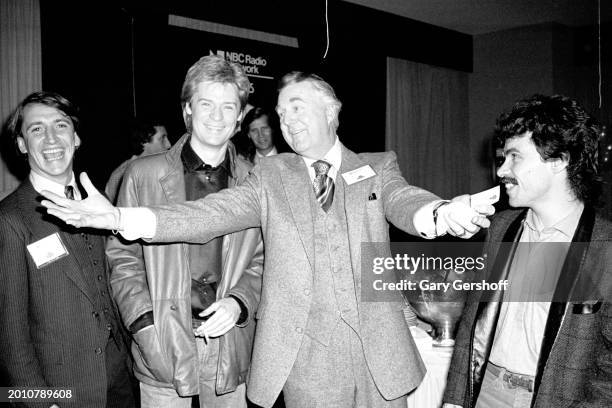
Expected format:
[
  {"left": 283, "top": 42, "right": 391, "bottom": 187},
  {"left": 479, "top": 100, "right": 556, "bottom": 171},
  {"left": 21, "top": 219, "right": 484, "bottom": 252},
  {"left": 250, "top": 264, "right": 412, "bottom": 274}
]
[
  {"left": 572, "top": 300, "right": 602, "bottom": 314},
  {"left": 132, "top": 326, "right": 173, "bottom": 383}
]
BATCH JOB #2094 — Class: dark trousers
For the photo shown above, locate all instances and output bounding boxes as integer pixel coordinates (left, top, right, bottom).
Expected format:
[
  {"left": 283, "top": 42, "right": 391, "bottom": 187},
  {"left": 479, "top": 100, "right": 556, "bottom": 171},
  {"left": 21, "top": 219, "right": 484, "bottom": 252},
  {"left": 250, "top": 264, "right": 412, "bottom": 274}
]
[{"left": 105, "top": 334, "right": 138, "bottom": 408}]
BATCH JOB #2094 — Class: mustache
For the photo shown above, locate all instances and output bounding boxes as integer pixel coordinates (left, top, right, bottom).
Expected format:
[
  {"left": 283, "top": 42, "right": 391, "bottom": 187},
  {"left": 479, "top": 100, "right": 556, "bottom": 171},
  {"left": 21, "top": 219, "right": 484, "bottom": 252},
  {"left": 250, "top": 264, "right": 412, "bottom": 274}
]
[{"left": 500, "top": 177, "right": 518, "bottom": 185}]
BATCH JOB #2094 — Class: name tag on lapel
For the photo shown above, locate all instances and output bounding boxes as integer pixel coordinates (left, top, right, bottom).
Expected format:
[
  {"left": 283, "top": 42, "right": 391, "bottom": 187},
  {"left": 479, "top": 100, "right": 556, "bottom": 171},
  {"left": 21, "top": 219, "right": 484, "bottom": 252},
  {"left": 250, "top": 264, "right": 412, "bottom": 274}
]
[
  {"left": 341, "top": 165, "right": 376, "bottom": 185},
  {"left": 27, "top": 232, "right": 69, "bottom": 269}
]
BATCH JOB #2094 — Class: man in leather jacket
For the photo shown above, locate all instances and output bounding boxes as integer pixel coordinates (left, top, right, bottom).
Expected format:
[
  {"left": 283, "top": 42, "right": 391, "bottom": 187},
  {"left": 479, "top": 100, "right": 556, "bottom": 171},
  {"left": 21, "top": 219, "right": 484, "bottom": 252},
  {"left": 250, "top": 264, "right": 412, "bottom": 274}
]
[{"left": 106, "top": 55, "right": 263, "bottom": 408}]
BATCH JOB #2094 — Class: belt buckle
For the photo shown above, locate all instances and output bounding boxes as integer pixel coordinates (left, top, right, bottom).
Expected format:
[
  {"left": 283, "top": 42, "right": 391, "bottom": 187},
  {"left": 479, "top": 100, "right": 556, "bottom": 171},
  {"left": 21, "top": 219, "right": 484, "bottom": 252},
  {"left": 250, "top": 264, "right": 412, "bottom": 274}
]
[{"left": 503, "top": 372, "right": 534, "bottom": 392}]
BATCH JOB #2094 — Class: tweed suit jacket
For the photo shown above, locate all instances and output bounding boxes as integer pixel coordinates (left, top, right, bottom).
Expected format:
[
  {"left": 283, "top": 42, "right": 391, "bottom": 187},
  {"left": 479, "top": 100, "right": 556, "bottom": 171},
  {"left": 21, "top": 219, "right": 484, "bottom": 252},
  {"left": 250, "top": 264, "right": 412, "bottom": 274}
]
[
  {"left": 0, "top": 179, "right": 130, "bottom": 408},
  {"left": 147, "top": 144, "right": 439, "bottom": 407},
  {"left": 443, "top": 208, "right": 612, "bottom": 408}
]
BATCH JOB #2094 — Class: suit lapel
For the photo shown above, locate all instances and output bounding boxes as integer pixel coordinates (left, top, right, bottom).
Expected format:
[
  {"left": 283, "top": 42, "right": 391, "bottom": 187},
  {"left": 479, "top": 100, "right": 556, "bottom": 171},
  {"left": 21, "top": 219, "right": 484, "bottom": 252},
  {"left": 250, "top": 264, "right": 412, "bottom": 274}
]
[
  {"left": 470, "top": 210, "right": 526, "bottom": 403},
  {"left": 279, "top": 155, "right": 315, "bottom": 271},
  {"left": 17, "top": 180, "right": 97, "bottom": 305},
  {"left": 160, "top": 167, "right": 186, "bottom": 203},
  {"left": 339, "top": 146, "right": 374, "bottom": 285},
  {"left": 160, "top": 136, "right": 188, "bottom": 203},
  {"left": 532, "top": 206, "right": 595, "bottom": 402}
]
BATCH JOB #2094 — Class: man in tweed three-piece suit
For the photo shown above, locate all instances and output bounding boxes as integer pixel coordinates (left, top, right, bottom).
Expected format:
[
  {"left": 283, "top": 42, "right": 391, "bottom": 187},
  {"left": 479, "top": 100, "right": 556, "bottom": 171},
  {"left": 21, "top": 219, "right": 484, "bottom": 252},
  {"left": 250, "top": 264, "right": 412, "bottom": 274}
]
[{"left": 41, "top": 72, "right": 494, "bottom": 408}]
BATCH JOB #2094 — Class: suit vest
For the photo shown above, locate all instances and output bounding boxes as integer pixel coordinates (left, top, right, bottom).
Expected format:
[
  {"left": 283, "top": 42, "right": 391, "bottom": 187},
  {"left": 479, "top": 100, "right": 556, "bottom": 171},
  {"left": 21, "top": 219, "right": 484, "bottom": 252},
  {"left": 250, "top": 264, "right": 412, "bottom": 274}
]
[
  {"left": 67, "top": 229, "right": 122, "bottom": 344},
  {"left": 305, "top": 176, "right": 361, "bottom": 345}
]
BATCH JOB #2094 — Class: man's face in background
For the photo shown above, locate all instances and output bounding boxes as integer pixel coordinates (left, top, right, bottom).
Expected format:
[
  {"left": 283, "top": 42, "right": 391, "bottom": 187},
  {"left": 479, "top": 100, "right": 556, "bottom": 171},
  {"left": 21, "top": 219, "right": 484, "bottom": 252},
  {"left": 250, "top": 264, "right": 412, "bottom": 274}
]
[
  {"left": 142, "top": 125, "right": 170, "bottom": 156},
  {"left": 249, "top": 115, "right": 274, "bottom": 154}
]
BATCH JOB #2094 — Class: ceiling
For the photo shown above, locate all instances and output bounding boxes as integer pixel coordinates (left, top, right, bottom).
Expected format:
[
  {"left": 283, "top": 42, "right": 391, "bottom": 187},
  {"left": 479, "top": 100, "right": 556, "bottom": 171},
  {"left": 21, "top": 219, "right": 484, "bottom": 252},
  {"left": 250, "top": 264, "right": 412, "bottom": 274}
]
[{"left": 344, "top": 0, "right": 610, "bottom": 35}]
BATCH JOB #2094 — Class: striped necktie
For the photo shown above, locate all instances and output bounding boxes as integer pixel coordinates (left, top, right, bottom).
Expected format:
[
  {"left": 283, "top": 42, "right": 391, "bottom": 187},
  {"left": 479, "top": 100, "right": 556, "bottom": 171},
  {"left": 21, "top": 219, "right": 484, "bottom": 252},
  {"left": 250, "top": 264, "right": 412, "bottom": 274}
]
[
  {"left": 64, "top": 185, "right": 75, "bottom": 200},
  {"left": 312, "top": 160, "right": 334, "bottom": 212}
]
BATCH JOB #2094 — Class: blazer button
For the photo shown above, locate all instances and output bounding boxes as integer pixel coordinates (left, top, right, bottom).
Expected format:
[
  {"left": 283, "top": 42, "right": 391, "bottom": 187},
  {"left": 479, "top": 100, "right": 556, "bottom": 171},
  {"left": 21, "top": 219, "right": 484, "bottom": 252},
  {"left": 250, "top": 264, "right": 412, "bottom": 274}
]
[
  {"left": 92, "top": 312, "right": 99, "bottom": 318},
  {"left": 87, "top": 244, "right": 93, "bottom": 250},
  {"left": 295, "top": 327, "right": 303, "bottom": 334},
  {"left": 93, "top": 260, "right": 98, "bottom": 265},
  {"left": 97, "top": 275, "right": 103, "bottom": 281},
  {"left": 170, "top": 305, "right": 177, "bottom": 311},
  {"left": 95, "top": 347, "right": 102, "bottom": 354},
  {"left": 304, "top": 289, "right": 311, "bottom": 296},
  {"left": 106, "top": 323, "right": 112, "bottom": 331}
]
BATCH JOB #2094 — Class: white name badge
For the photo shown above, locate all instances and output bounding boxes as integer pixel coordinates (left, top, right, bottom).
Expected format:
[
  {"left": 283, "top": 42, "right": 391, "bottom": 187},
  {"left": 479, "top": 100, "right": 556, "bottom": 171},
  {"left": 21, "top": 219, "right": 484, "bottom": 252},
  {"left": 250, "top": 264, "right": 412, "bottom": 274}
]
[
  {"left": 27, "top": 232, "right": 69, "bottom": 269},
  {"left": 341, "top": 165, "right": 376, "bottom": 185}
]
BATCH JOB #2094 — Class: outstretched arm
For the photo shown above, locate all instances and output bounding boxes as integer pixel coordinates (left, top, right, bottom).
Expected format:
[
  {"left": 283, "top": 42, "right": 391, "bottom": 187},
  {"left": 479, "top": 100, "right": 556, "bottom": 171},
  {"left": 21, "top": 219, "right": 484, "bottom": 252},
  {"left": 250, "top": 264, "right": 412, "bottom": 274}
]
[
  {"left": 382, "top": 152, "right": 493, "bottom": 239},
  {"left": 42, "top": 169, "right": 263, "bottom": 244}
]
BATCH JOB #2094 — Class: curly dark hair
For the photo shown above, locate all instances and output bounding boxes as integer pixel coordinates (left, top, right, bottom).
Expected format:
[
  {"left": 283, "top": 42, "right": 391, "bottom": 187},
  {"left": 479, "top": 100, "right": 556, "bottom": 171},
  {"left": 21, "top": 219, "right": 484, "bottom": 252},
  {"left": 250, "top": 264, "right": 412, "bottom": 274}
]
[
  {"left": 126, "top": 118, "right": 161, "bottom": 156},
  {"left": 495, "top": 94, "right": 602, "bottom": 204}
]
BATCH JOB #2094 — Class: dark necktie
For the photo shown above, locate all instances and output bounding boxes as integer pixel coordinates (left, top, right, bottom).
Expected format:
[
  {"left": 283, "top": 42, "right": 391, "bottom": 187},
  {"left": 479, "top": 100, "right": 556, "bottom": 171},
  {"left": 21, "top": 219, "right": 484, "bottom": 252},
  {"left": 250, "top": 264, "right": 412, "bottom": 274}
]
[
  {"left": 312, "top": 160, "right": 334, "bottom": 212},
  {"left": 64, "top": 185, "right": 75, "bottom": 200}
]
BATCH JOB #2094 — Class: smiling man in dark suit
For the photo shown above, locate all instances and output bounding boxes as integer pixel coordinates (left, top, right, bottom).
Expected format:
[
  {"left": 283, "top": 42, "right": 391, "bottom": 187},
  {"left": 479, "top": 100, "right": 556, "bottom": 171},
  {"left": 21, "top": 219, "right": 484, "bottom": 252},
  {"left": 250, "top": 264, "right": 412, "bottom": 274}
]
[
  {"left": 0, "top": 92, "right": 136, "bottom": 408},
  {"left": 40, "top": 73, "right": 494, "bottom": 408},
  {"left": 443, "top": 95, "right": 612, "bottom": 408}
]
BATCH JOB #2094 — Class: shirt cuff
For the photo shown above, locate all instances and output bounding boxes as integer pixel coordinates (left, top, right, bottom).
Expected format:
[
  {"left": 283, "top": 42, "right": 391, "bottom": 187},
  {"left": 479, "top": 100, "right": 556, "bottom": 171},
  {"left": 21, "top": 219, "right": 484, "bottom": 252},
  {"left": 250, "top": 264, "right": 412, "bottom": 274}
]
[
  {"left": 413, "top": 200, "right": 449, "bottom": 239},
  {"left": 228, "top": 295, "right": 248, "bottom": 326},
  {"left": 118, "top": 207, "right": 157, "bottom": 240}
]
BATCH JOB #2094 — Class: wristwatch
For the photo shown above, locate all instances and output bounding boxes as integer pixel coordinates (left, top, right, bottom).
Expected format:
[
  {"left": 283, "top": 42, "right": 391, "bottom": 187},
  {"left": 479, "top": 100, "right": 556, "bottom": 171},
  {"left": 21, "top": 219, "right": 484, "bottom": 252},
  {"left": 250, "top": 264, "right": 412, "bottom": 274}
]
[{"left": 432, "top": 200, "right": 451, "bottom": 234}]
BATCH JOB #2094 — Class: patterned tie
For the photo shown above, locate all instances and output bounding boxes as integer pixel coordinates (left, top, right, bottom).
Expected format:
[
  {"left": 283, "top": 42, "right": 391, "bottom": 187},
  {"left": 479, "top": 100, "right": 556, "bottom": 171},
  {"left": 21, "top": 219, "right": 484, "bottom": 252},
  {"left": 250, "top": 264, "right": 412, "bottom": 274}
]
[
  {"left": 312, "top": 160, "right": 334, "bottom": 212},
  {"left": 64, "top": 185, "right": 75, "bottom": 200}
]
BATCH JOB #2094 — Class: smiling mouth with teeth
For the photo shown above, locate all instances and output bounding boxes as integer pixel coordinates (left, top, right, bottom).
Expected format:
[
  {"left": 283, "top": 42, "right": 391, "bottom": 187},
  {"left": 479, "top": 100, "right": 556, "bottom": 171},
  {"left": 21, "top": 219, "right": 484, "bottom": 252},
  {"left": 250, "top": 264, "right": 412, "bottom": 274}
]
[{"left": 42, "top": 149, "right": 65, "bottom": 161}]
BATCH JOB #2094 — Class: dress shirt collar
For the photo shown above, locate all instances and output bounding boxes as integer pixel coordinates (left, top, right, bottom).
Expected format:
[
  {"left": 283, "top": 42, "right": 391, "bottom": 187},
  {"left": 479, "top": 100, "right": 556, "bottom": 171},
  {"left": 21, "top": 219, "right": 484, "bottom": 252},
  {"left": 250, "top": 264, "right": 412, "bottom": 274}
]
[
  {"left": 181, "top": 140, "right": 232, "bottom": 177},
  {"left": 256, "top": 146, "right": 278, "bottom": 158},
  {"left": 302, "top": 136, "right": 342, "bottom": 182},
  {"left": 523, "top": 203, "right": 584, "bottom": 239},
  {"left": 29, "top": 171, "right": 81, "bottom": 200}
]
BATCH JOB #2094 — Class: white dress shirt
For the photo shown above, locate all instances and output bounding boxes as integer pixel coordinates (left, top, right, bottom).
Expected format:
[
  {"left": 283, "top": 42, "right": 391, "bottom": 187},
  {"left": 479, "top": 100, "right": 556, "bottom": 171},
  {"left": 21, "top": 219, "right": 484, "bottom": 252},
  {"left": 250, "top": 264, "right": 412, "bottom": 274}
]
[
  {"left": 30, "top": 171, "right": 81, "bottom": 200},
  {"left": 255, "top": 146, "right": 278, "bottom": 160},
  {"left": 489, "top": 204, "right": 583, "bottom": 376}
]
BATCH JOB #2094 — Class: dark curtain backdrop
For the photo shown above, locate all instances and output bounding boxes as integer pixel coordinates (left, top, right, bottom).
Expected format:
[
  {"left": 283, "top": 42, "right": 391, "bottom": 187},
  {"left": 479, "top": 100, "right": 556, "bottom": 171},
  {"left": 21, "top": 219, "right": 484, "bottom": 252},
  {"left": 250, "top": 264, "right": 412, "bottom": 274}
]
[
  {"left": 0, "top": 0, "right": 41, "bottom": 198},
  {"left": 386, "top": 57, "right": 470, "bottom": 199}
]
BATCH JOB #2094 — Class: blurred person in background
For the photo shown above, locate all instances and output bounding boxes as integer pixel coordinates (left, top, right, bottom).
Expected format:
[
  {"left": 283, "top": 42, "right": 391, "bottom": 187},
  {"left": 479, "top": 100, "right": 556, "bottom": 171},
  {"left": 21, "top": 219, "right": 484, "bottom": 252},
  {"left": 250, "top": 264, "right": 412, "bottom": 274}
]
[
  {"left": 105, "top": 119, "right": 170, "bottom": 203},
  {"left": 235, "top": 106, "right": 285, "bottom": 164}
]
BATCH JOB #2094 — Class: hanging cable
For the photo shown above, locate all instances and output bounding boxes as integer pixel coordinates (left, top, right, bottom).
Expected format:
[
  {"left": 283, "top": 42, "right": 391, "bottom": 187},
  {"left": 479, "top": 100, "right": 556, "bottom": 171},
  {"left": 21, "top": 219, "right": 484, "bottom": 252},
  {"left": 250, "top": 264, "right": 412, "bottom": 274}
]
[
  {"left": 323, "top": 0, "right": 330, "bottom": 59},
  {"left": 598, "top": 0, "right": 602, "bottom": 109},
  {"left": 121, "top": 7, "right": 137, "bottom": 117}
]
